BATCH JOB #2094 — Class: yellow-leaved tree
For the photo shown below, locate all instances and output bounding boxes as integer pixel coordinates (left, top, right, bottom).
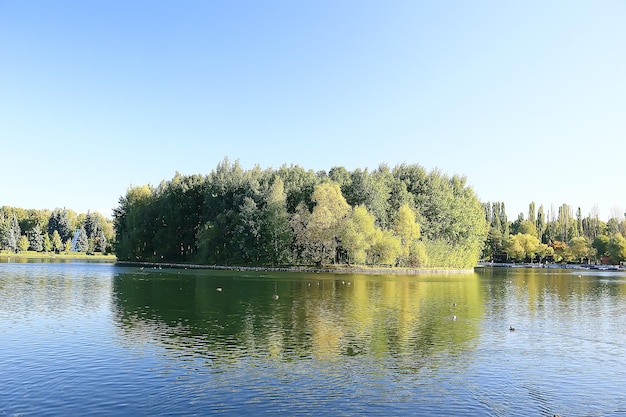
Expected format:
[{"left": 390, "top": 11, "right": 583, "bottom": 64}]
[
  {"left": 305, "top": 182, "right": 351, "bottom": 264},
  {"left": 341, "top": 205, "right": 377, "bottom": 264},
  {"left": 393, "top": 204, "right": 426, "bottom": 267}
]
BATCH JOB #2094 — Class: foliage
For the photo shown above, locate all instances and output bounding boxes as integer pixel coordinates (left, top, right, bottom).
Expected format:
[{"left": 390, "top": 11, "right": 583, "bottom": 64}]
[
  {"left": 608, "top": 233, "right": 626, "bottom": 264},
  {"left": 505, "top": 233, "right": 540, "bottom": 262},
  {"left": 493, "top": 200, "right": 626, "bottom": 265},
  {"left": 113, "top": 159, "right": 487, "bottom": 268},
  {"left": 75, "top": 227, "right": 89, "bottom": 253},
  {"left": 0, "top": 205, "right": 114, "bottom": 255},
  {"left": 18, "top": 235, "right": 30, "bottom": 252},
  {"left": 27, "top": 226, "right": 44, "bottom": 252},
  {"left": 48, "top": 208, "right": 74, "bottom": 241},
  {"left": 51, "top": 230, "right": 63, "bottom": 253},
  {"left": 341, "top": 205, "right": 376, "bottom": 264},
  {"left": 42, "top": 233, "right": 52, "bottom": 252}
]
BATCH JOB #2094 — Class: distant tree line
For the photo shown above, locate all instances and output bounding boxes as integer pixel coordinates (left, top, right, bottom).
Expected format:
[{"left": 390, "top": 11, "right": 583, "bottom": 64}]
[
  {"left": 113, "top": 159, "right": 488, "bottom": 269},
  {"left": 483, "top": 201, "right": 626, "bottom": 264},
  {"left": 0, "top": 207, "right": 114, "bottom": 254}
]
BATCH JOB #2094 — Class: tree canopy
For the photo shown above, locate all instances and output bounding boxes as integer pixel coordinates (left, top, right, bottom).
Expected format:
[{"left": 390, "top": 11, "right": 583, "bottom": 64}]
[
  {"left": 0, "top": 206, "right": 114, "bottom": 254},
  {"left": 113, "top": 159, "right": 488, "bottom": 269}
]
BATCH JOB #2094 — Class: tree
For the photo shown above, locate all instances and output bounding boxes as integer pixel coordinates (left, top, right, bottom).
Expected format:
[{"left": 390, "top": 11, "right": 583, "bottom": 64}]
[
  {"left": 593, "top": 235, "right": 610, "bottom": 259},
  {"left": 535, "top": 243, "right": 554, "bottom": 263},
  {"left": 528, "top": 202, "right": 536, "bottom": 230},
  {"left": 537, "top": 205, "right": 546, "bottom": 242},
  {"left": 84, "top": 212, "right": 102, "bottom": 239},
  {"left": 369, "top": 229, "right": 402, "bottom": 265},
  {"left": 549, "top": 241, "right": 568, "bottom": 263},
  {"left": 95, "top": 230, "right": 108, "bottom": 253},
  {"left": 505, "top": 233, "right": 540, "bottom": 262},
  {"left": 113, "top": 184, "right": 156, "bottom": 261},
  {"left": 484, "top": 227, "right": 504, "bottom": 260},
  {"left": 51, "top": 230, "right": 63, "bottom": 253},
  {"left": 341, "top": 205, "right": 377, "bottom": 264},
  {"left": 259, "top": 178, "right": 293, "bottom": 265},
  {"left": 233, "top": 196, "right": 262, "bottom": 263},
  {"left": 42, "top": 233, "right": 52, "bottom": 253},
  {"left": 608, "top": 233, "right": 626, "bottom": 264},
  {"left": 305, "top": 182, "right": 351, "bottom": 264},
  {"left": 48, "top": 209, "right": 73, "bottom": 241},
  {"left": 27, "top": 226, "right": 44, "bottom": 252},
  {"left": 393, "top": 204, "right": 421, "bottom": 266},
  {"left": 75, "top": 228, "right": 89, "bottom": 252},
  {"left": 517, "top": 220, "right": 537, "bottom": 237},
  {"left": 18, "top": 235, "right": 30, "bottom": 252},
  {"left": 568, "top": 236, "right": 593, "bottom": 263},
  {"left": 2, "top": 214, "right": 21, "bottom": 252}
]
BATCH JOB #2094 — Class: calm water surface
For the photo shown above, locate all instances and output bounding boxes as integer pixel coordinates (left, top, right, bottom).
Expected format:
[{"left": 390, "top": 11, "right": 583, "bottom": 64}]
[{"left": 1, "top": 262, "right": 626, "bottom": 416}]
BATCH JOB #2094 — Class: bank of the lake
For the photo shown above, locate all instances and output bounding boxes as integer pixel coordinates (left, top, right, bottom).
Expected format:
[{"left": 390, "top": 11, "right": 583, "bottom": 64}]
[
  {"left": 116, "top": 260, "right": 473, "bottom": 275},
  {"left": 0, "top": 250, "right": 116, "bottom": 262}
]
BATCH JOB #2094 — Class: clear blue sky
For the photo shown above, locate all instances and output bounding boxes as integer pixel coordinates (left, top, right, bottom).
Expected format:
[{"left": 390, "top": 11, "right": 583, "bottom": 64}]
[{"left": 2, "top": 1, "right": 625, "bottom": 220}]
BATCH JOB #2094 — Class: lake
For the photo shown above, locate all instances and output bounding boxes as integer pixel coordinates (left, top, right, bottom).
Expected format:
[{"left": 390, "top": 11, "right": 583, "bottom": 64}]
[{"left": 1, "top": 261, "right": 626, "bottom": 416}]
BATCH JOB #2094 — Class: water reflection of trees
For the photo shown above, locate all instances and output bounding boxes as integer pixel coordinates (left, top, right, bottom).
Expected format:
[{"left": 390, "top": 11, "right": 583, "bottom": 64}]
[
  {"left": 476, "top": 267, "right": 626, "bottom": 330},
  {"left": 112, "top": 270, "right": 484, "bottom": 370},
  {"left": 0, "top": 264, "right": 111, "bottom": 316}
]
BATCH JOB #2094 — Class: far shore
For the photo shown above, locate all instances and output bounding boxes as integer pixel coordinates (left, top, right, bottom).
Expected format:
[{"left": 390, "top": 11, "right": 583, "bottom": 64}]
[
  {"left": 476, "top": 261, "right": 625, "bottom": 271},
  {"left": 115, "top": 260, "right": 473, "bottom": 275}
]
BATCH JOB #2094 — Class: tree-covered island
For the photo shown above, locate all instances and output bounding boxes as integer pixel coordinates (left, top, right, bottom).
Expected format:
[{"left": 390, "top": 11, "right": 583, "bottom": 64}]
[{"left": 113, "top": 159, "right": 487, "bottom": 269}]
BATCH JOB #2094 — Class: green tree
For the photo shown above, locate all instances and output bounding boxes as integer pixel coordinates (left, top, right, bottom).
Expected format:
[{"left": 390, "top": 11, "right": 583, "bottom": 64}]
[
  {"left": 27, "top": 225, "right": 44, "bottom": 252},
  {"left": 113, "top": 184, "right": 156, "bottom": 261},
  {"left": 517, "top": 220, "right": 537, "bottom": 237},
  {"left": 18, "top": 235, "right": 30, "bottom": 252},
  {"left": 568, "top": 236, "right": 593, "bottom": 263},
  {"left": 51, "top": 230, "right": 63, "bottom": 253},
  {"left": 593, "top": 235, "right": 610, "bottom": 259},
  {"left": 48, "top": 208, "right": 73, "bottom": 241},
  {"left": 75, "top": 227, "right": 89, "bottom": 252},
  {"left": 3, "top": 214, "right": 21, "bottom": 252},
  {"left": 95, "top": 230, "right": 108, "bottom": 253},
  {"left": 484, "top": 227, "right": 504, "bottom": 260},
  {"left": 233, "top": 196, "right": 262, "bottom": 263},
  {"left": 608, "top": 233, "right": 626, "bottom": 264},
  {"left": 528, "top": 202, "right": 536, "bottom": 231},
  {"left": 537, "top": 205, "right": 546, "bottom": 242},
  {"left": 42, "top": 233, "right": 52, "bottom": 252},
  {"left": 260, "top": 178, "right": 293, "bottom": 265},
  {"left": 343, "top": 167, "right": 392, "bottom": 228}
]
